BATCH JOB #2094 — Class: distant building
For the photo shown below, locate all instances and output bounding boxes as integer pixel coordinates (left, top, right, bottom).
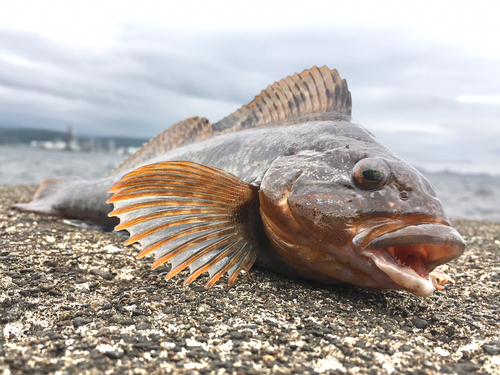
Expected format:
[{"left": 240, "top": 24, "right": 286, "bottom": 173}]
[
  {"left": 107, "top": 139, "right": 116, "bottom": 153},
  {"left": 35, "top": 140, "right": 67, "bottom": 150},
  {"left": 66, "top": 125, "right": 81, "bottom": 151}
]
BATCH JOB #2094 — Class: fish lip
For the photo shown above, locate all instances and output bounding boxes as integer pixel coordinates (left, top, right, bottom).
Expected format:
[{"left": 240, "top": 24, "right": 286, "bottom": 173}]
[{"left": 352, "top": 223, "right": 466, "bottom": 296}]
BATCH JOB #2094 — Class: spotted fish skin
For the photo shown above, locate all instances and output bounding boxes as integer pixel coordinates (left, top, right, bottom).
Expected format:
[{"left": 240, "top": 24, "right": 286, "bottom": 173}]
[{"left": 14, "top": 66, "right": 465, "bottom": 296}]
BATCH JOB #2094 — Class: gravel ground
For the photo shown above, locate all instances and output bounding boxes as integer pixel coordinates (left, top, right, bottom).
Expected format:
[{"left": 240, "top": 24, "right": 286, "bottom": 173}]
[{"left": 1, "top": 184, "right": 499, "bottom": 375}]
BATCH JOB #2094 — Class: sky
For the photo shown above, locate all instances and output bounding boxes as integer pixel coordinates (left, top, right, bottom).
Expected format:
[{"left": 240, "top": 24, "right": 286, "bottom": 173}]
[{"left": 0, "top": 0, "right": 499, "bottom": 174}]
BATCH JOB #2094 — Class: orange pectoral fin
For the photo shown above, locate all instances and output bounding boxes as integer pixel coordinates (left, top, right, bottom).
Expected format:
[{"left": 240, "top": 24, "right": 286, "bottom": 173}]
[{"left": 107, "top": 161, "right": 261, "bottom": 287}]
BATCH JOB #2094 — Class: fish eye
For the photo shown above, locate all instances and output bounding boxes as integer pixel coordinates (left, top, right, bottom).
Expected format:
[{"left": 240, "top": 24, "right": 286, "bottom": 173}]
[
  {"left": 361, "top": 166, "right": 381, "bottom": 181},
  {"left": 352, "top": 158, "right": 390, "bottom": 190}
]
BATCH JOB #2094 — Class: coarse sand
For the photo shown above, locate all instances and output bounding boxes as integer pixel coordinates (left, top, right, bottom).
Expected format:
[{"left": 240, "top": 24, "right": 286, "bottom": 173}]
[{"left": 1, "top": 184, "right": 499, "bottom": 374}]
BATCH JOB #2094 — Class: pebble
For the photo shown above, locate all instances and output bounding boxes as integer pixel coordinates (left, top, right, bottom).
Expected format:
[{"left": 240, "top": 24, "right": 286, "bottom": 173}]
[
  {"left": 89, "top": 268, "right": 114, "bottom": 280},
  {"left": 430, "top": 313, "right": 444, "bottom": 322},
  {"left": 104, "top": 350, "right": 124, "bottom": 360},
  {"left": 359, "top": 353, "right": 374, "bottom": 362},
  {"left": 73, "top": 317, "right": 92, "bottom": 328},
  {"left": 229, "top": 331, "right": 244, "bottom": 340},
  {"left": 411, "top": 317, "right": 428, "bottom": 329},
  {"left": 438, "top": 335, "right": 451, "bottom": 344},
  {"left": 455, "top": 362, "right": 481, "bottom": 373},
  {"left": 101, "top": 302, "right": 112, "bottom": 310},
  {"left": 399, "top": 344, "right": 414, "bottom": 352},
  {"left": 482, "top": 344, "right": 500, "bottom": 356},
  {"left": 136, "top": 322, "right": 150, "bottom": 330},
  {"left": 109, "top": 314, "right": 124, "bottom": 323}
]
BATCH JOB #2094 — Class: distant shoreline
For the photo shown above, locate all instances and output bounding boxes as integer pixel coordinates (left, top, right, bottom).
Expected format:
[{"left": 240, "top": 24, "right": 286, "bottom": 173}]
[{"left": 0, "top": 126, "right": 149, "bottom": 150}]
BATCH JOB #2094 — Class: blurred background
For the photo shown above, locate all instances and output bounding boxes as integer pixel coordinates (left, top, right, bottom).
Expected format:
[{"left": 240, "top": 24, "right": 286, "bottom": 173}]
[{"left": 0, "top": 0, "right": 499, "bottom": 221}]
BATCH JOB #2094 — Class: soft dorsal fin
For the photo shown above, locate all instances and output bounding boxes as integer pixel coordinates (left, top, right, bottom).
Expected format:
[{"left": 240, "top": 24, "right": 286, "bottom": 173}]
[
  {"left": 212, "top": 65, "right": 352, "bottom": 133},
  {"left": 111, "top": 117, "right": 213, "bottom": 175}
]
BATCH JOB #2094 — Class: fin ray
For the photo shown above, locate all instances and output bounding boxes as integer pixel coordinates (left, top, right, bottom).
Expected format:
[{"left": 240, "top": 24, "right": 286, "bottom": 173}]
[
  {"left": 205, "top": 245, "right": 248, "bottom": 288},
  {"left": 183, "top": 240, "right": 243, "bottom": 285},
  {"left": 115, "top": 208, "right": 227, "bottom": 231},
  {"left": 109, "top": 199, "right": 224, "bottom": 216},
  {"left": 132, "top": 220, "right": 228, "bottom": 250},
  {"left": 151, "top": 227, "right": 235, "bottom": 269},
  {"left": 166, "top": 234, "right": 238, "bottom": 279}
]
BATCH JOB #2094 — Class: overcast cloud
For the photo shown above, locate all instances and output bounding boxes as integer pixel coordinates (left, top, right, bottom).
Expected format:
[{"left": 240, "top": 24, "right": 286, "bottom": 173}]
[{"left": 0, "top": 1, "right": 499, "bottom": 174}]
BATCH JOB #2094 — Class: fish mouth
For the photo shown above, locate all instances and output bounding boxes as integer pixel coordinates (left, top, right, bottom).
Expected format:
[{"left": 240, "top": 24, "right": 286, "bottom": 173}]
[{"left": 352, "top": 223, "right": 466, "bottom": 297}]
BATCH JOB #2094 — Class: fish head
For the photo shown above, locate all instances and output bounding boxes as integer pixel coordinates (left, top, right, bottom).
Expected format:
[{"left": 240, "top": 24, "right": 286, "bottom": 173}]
[{"left": 259, "top": 147, "right": 465, "bottom": 297}]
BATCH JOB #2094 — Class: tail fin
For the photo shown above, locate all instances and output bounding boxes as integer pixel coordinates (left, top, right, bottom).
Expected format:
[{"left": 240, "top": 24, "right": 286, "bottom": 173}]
[
  {"left": 13, "top": 176, "right": 118, "bottom": 229},
  {"left": 12, "top": 177, "right": 83, "bottom": 216},
  {"left": 13, "top": 177, "right": 118, "bottom": 229}
]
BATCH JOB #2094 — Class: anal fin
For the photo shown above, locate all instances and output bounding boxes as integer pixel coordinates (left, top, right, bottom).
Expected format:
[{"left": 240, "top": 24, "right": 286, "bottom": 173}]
[{"left": 107, "top": 161, "right": 261, "bottom": 287}]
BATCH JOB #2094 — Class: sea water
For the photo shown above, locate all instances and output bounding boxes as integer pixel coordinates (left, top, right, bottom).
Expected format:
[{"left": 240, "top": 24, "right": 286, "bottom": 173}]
[{"left": 1, "top": 145, "right": 499, "bottom": 223}]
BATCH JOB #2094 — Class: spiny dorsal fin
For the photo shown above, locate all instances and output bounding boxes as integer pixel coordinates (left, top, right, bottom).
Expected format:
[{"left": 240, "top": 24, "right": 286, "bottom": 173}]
[
  {"left": 111, "top": 117, "right": 213, "bottom": 175},
  {"left": 107, "top": 161, "right": 260, "bottom": 288},
  {"left": 212, "top": 65, "right": 352, "bottom": 133}
]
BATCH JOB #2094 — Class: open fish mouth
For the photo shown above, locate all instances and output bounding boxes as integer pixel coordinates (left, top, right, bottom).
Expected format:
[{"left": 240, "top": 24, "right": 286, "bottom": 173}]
[{"left": 353, "top": 223, "right": 466, "bottom": 297}]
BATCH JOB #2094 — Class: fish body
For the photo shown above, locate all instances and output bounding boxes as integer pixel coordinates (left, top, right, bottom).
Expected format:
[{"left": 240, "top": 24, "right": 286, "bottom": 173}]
[{"left": 14, "top": 66, "right": 465, "bottom": 296}]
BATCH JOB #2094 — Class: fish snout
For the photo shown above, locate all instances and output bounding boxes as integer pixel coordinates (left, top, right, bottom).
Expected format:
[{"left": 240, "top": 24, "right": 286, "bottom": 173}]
[{"left": 352, "top": 223, "right": 465, "bottom": 296}]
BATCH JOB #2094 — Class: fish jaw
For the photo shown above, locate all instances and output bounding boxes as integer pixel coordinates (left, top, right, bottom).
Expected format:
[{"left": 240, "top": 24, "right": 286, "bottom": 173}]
[
  {"left": 259, "top": 190, "right": 396, "bottom": 288},
  {"left": 352, "top": 223, "right": 466, "bottom": 297}
]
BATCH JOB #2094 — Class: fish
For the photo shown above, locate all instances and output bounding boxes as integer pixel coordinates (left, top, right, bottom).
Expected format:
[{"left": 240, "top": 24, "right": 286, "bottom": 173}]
[{"left": 14, "top": 66, "right": 465, "bottom": 297}]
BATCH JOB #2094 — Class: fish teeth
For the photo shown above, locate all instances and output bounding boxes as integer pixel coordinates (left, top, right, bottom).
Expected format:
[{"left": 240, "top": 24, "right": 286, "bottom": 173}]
[{"left": 386, "top": 247, "right": 404, "bottom": 265}]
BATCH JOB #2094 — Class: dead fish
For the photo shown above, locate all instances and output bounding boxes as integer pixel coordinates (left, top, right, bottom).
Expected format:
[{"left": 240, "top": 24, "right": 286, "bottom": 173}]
[{"left": 14, "top": 66, "right": 465, "bottom": 297}]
